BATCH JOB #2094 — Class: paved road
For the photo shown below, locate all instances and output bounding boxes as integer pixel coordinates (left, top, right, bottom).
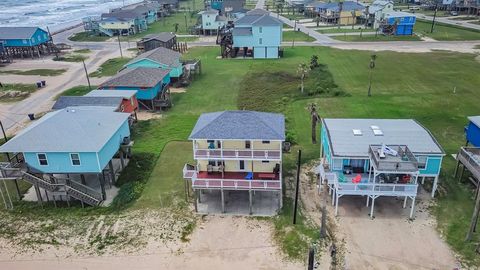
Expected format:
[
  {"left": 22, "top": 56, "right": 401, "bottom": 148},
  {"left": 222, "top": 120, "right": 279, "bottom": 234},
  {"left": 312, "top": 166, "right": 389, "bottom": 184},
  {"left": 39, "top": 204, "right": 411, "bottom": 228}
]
[{"left": 415, "top": 14, "right": 480, "bottom": 31}]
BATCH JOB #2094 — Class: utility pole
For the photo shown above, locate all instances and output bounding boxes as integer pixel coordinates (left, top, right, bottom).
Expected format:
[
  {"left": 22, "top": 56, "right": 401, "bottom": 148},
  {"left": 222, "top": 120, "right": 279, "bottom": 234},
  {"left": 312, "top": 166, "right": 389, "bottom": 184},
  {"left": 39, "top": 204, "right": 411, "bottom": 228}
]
[
  {"left": 431, "top": 1, "right": 439, "bottom": 33},
  {"left": 185, "top": 12, "right": 188, "bottom": 32},
  {"left": 292, "top": 20, "right": 297, "bottom": 48},
  {"left": 367, "top": 54, "right": 377, "bottom": 97},
  {"left": 0, "top": 120, "right": 10, "bottom": 162},
  {"left": 82, "top": 60, "right": 91, "bottom": 90},
  {"left": 117, "top": 35, "right": 123, "bottom": 58},
  {"left": 293, "top": 149, "right": 301, "bottom": 224}
]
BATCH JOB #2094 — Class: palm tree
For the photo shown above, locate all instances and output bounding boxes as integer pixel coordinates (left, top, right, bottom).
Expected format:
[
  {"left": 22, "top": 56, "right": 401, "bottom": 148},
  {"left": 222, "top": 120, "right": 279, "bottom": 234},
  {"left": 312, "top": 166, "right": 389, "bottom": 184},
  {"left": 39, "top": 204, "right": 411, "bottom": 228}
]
[{"left": 297, "top": 63, "right": 310, "bottom": 94}]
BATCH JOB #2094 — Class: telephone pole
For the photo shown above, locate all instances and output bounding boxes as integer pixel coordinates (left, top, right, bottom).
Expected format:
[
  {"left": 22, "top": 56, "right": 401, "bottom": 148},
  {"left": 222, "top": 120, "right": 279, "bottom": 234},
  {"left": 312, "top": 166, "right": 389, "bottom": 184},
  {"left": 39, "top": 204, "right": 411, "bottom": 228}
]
[{"left": 82, "top": 60, "right": 91, "bottom": 90}]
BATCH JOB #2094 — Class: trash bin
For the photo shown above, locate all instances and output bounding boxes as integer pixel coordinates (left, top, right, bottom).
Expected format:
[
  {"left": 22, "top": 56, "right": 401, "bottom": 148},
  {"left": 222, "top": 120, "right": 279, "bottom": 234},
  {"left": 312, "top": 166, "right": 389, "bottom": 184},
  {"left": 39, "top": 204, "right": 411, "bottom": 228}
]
[
  {"left": 28, "top": 113, "right": 35, "bottom": 120},
  {"left": 41, "top": 80, "right": 46, "bottom": 86},
  {"left": 36, "top": 82, "right": 42, "bottom": 88}
]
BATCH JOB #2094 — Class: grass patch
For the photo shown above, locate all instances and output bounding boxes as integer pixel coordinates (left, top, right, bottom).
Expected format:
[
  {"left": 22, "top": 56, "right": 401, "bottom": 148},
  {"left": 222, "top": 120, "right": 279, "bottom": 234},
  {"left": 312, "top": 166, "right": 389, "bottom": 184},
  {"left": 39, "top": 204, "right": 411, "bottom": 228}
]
[
  {"left": 53, "top": 54, "right": 88, "bottom": 63},
  {"left": 177, "top": 36, "right": 199, "bottom": 42},
  {"left": 73, "top": 49, "right": 91, "bottom": 54},
  {"left": 333, "top": 34, "right": 421, "bottom": 42},
  {"left": 317, "top": 27, "right": 373, "bottom": 34},
  {"left": 415, "top": 19, "right": 480, "bottom": 40},
  {"left": 89, "top": 57, "right": 131, "bottom": 78},
  {"left": 0, "top": 69, "right": 67, "bottom": 76},
  {"left": 283, "top": 30, "right": 316, "bottom": 42},
  {"left": 55, "top": 85, "right": 95, "bottom": 99},
  {"left": 0, "top": 83, "right": 38, "bottom": 102},
  {"left": 68, "top": 32, "right": 110, "bottom": 42}
]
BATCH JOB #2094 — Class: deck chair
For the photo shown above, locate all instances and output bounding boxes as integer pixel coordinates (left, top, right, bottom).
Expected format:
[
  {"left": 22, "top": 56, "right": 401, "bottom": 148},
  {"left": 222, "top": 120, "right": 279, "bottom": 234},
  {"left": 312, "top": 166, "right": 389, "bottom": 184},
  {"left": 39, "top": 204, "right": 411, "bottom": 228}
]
[
  {"left": 352, "top": 174, "right": 362, "bottom": 183},
  {"left": 245, "top": 172, "right": 253, "bottom": 180},
  {"left": 338, "top": 173, "right": 347, "bottom": 183}
]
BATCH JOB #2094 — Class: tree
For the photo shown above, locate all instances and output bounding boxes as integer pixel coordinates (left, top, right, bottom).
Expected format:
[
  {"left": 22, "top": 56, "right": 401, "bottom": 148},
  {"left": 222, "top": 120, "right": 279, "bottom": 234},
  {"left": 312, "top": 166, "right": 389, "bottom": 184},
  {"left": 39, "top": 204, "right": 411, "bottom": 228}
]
[
  {"left": 297, "top": 63, "right": 310, "bottom": 94},
  {"left": 315, "top": 15, "right": 320, "bottom": 27},
  {"left": 174, "top": 23, "right": 179, "bottom": 33},
  {"left": 309, "top": 103, "right": 320, "bottom": 144},
  {"left": 367, "top": 54, "right": 377, "bottom": 97},
  {"left": 310, "top": 55, "right": 319, "bottom": 69}
]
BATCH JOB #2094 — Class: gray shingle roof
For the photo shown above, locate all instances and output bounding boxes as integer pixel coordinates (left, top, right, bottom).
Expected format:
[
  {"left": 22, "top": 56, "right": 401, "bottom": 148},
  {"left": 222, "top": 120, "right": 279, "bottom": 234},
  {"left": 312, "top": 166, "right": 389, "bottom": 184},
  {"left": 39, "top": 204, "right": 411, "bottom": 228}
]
[
  {"left": 234, "top": 12, "right": 282, "bottom": 26},
  {"left": 468, "top": 116, "right": 480, "bottom": 127},
  {"left": 0, "top": 107, "right": 130, "bottom": 153},
  {"left": 127, "top": 47, "right": 182, "bottom": 67},
  {"left": 189, "top": 111, "right": 285, "bottom": 140},
  {"left": 102, "top": 10, "right": 139, "bottom": 20},
  {"left": 85, "top": 90, "right": 137, "bottom": 99},
  {"left": 322, "top": 118, "right": 444, "bottom": 157},
  {"left": 52, "top": 96, "right": 122, "bottom": 110},
  {"left": 142, "top": 32, "right": 176, "bottom": 42},
  {"left": 100, "top": 67, "right": 170, "bottom": 88},
  {"left": 0, "top": 27, "right": 44, "bottom": 40}
]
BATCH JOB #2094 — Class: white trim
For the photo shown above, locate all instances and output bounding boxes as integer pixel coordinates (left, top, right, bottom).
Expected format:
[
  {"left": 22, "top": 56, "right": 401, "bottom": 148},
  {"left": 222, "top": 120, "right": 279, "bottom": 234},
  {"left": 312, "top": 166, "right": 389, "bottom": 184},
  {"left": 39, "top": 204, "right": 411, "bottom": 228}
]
[
  {"left": 96, "top": 152, "right": 102, "bottom": 172},
  {"left": 70, "top": 153, "right": 81, "bottom": 166},
  {"left": 37, "top": 153, "right": 48, "bottom": 166}
]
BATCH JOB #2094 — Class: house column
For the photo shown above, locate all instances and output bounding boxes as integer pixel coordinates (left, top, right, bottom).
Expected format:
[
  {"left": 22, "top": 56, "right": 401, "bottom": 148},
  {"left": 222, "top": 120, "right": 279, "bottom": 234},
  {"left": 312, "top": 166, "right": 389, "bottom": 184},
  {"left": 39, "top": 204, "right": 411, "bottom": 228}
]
[
  {"left": 249, "top": 189, "right": 253, "bottom": 215},
  {"left": 120, "top": 151, "right": 126, "bottom": 170},
  {"left": 431, "top": 176, "right": 439, "bottom": 198},
  {"left": 335, "top": 193, "right": 339, "bottom": 216},
  {"left": 221, "top": 189, "right": 225, "bottom": 213},
  {"left": 370, "top": 195, "right": 376, "bottom": 219},
  {"left": 409, "top": 196, "right": 416, "bottom": 219},
  {"left": 194, "top": 189, "right": 198, "bottom": 212},
  {"left": 80, "top": 174, "right": 86, "bottom": 185},
  {"left": 108, "top": 160, "right": 116, "bottom": 185},
  {"left": 403, "top": 196, "right": 407, "bottom": 208},
  {"left": 98, "top": 173, "right": 106, "bottom": 200}
]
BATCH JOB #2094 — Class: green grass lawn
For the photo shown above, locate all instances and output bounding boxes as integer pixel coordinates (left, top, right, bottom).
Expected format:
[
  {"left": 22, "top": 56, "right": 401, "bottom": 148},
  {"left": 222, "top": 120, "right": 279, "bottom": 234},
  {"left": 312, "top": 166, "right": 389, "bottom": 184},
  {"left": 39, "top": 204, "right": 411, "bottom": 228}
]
[
  {"left": 0, "top": 83, "right": 39, "bottom": 102},
  {"left": 415, "top": 19, "right": 480, "bottom": 40},
  {"left": 89, "top": 57, "right": 131, "bottom": 78},
  {"left": 68, "top": 32, "right": 111, "bottom": 42},
  {"left": 73, "top": 49, "right": 91, "bottom": 54},
  {"left": 332, "top": 34, "right": 422, "bottom": 42},
  {"left": 53, "top": 54, "right": 88, "bottom": 63},
  {"left": 55, "top": 85, "right": 96, "bottom": 99},
  {"left": 0, "top": 69, "right": 67, "bottom": 76},
  {"left": 417, "top": 10, "right": 450, "bottom": 17},
  {"left": 317, "top": 27, "right": 374, "bottom": 34},
  {"left": 283, "top": 31, "right": 316, "bottom": 42}
]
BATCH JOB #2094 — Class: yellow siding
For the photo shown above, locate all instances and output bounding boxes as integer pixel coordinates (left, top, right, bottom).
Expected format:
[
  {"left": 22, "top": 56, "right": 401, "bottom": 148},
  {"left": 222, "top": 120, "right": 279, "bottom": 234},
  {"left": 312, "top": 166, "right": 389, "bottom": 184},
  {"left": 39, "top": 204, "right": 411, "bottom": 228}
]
[
  {"left": 339, "top": 11, "right": 361, "bottom": 25},
  {"left": 100, "top": 20, "right": 135, "bottom": 30},
  {"left": 223, "top": 140, "right": 245, "bottom": 149},
  {"left": 252, "top": 160, "right": 277, "bottom": 172},
  {"left": 194, "top": 140, "right": 281, "bottom": 150},
  {"left": 252, "top": 141, "right": 281, "bottom": 150}
]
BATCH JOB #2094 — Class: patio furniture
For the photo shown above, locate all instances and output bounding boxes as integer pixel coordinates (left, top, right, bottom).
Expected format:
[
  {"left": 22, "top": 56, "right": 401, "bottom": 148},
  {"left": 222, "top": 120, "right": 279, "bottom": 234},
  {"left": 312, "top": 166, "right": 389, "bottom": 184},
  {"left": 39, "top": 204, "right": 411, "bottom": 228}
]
[
  {"left": 338, "top": 173, "right": 347, "bottom": 183},
  {"left": 245, "top": 172, "right": 253, "bottom": 180},
  {"left": 352, "top": 174, "right": 362, "bottom": 183}
]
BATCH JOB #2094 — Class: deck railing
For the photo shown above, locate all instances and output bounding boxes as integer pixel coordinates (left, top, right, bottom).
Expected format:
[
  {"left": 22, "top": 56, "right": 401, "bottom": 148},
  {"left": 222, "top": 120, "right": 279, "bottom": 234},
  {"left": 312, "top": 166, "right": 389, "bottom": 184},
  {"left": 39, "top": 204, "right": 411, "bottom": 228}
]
[
  {"left": 335, "top": 181, "right": 418, "bottom": 197},
  {"left": 193, "top": 148, "right": 281, "bottom": 160},
  {"left": 458, "top": 147, "right": 480, "bottom": 180},
  {"left": 191, "top": 173, "right": 281, "bottom": 190},
  {"left": 368, "top": 145, "right": 418, "bottom": 172},
  {"left": 183, "top": 163, "right": 196, "bottom": 179}
]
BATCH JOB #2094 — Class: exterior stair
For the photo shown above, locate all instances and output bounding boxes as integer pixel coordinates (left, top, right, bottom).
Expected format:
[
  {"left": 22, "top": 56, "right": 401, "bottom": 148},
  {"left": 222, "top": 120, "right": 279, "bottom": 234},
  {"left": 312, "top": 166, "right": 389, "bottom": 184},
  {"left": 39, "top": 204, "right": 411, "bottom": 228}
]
[{"left": 98, "top": 26, "right": 114, "bottom": 37}]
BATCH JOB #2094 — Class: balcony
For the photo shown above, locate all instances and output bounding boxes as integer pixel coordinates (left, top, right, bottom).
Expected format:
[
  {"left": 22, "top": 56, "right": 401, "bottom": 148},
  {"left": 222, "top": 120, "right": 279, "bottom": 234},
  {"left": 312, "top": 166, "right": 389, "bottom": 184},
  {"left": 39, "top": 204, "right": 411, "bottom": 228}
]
[
  {"left": 193, "top": 148, "right": 281, "bottom": 160},
  {"left": 457, "top": 147, "right": 480, "bottom": 181},
  {"left": 368, "top": 145, "right": 418, "bottom": 173}
]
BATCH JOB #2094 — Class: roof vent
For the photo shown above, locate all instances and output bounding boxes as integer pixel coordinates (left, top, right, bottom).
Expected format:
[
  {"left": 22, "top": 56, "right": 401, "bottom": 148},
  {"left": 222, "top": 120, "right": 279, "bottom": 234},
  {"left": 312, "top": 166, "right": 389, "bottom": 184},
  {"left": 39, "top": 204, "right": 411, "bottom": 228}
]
[
  {"left": 352, "top": 129, "right": 362, "bottom": 136},
  {"left": 371, "top": 125, "right": 383, "bottom": 136}
]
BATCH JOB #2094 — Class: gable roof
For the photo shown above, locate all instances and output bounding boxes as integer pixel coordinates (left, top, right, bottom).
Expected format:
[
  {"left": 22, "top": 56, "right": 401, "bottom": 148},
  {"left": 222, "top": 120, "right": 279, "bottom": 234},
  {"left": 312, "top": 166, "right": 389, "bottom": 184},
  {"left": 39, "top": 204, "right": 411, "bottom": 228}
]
[
  {"left": 100, "top": 67, "right": 170, "bottom": 88},
  {"left": 468, "top": 116, "right": 480, "bottom": 128},
  {"left": 322, "top": 118, "right": 444, "bottom": 157},
  {"left": 234, "top": 11, "right": 282, "bottom": 26},
  {"left": 0, "top": 27, "right": 46, "bottom": 40},
  {"left": 142, "top": 32, "right": 176, "bottom": 42},
  {"left": 189, "top": 111, "right": 285, "bottom": 140},
  {"left": 0, "top": 107, "right": 130, "bottom": 153},
  {"left": 315, "top": 1, "right": 364, "bottom": 12},
  {"left": 126, "top": 47, "right": 182, "bottom": 67},
  {"left": 102, "top": 10, "right": 139, "bottom": 21},
  {"left": 52, "top": 96, "right": 123, "bottom": 110},
  {"left": 85, "top": 90, "right": 137, "bottom": 99},
  {"left": 198, "top": 8, "right": 219, "bottom": 15}
]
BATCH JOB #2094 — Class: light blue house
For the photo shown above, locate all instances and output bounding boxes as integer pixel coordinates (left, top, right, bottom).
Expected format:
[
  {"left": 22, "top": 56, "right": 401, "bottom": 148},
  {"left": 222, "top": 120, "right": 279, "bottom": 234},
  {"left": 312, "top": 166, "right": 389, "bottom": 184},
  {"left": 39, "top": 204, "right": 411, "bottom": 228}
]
[
  {"left": 197, "top": 8, "right": 228, "bottom": 35},
  {"left": 382, "top": 11, "right": 416, "bottom": 36},
  {"left": 232, "top": 9, "right": 282, "bottom": 59},
  {"left": 124, "top": 47, "right": 183, "bottom": 79},
  {"left": 0, "top": 27, "right": 50, "bottom": 47},
  {"left": 320, "top": 118, "right": 444, "bottom": 217},
  {"left": 0, "top": 107, "right": 132, "bottom": 205},
  {"left": 99, "top": 67, "right": 171, "bottom": 110},
  {"left": 465, "top": 116, "right": 480, "bottom": 147}
]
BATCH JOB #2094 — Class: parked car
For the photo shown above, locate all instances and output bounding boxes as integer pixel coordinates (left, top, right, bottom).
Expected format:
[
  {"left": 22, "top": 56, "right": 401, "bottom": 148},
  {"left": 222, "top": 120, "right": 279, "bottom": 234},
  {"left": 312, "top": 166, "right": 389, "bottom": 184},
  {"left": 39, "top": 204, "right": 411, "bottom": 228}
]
[{"left": 450, "top": 10, "right": 458, "bottom": 16}]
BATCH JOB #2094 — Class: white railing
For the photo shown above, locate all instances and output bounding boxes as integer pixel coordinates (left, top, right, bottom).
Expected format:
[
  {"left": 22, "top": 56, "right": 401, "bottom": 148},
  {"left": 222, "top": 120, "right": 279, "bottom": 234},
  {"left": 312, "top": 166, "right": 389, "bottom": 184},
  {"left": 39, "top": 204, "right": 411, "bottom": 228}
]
[
  {"left": 191, "top": 174, "right": 281, "bottom": 191},
  {"left": 335, "top": 181, "right": 418, "bottom": 197},
  {"left": 458, "top": 147, "right": 480, "bottom": 179},
  {"left": 193, "top": 148, "right": 281, "bottom": 160},
  {"left": 183, "top": 163, "right": 196, "bottom": 179}
]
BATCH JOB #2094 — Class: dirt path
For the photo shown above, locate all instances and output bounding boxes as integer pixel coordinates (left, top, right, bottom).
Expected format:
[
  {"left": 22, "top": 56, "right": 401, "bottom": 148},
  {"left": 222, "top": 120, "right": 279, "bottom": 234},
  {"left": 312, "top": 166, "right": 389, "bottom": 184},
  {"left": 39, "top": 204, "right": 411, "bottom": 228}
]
[
  {"left": 0, "top": 215, "right": 303, "bottom": 270},
  {"left": 298, "top": 163, "right": 461, "bottom": 269}
]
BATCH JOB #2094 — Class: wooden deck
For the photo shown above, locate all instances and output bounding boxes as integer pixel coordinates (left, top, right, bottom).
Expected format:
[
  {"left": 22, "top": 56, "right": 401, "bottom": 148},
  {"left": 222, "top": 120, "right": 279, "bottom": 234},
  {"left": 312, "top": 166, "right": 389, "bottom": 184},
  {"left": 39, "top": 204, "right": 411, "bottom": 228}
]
[
  {"left": 457, "top": 147, "right": 480, "bottom": 182},
  {"left": 194, "top": 148, "right": 281, "bottom": 160}
]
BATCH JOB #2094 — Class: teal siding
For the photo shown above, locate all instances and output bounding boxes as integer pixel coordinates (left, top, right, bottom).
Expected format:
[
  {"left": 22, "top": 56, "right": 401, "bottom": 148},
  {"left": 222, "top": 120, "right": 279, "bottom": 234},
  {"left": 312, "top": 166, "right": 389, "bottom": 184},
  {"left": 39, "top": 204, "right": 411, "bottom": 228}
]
[
  {"left": 98, "top": 120, "right": 130, "bottom": 170},
  {"left": 321, "top": 125, "right": 332, "bottom": 165},
  {"left": 24, "top": 152, "right": 100, "bottom": 173},
  {"left": 125, "top": 59, "right": 183, "bottom": 78},
  {"left": 418, "top": 155, "right": 443, "bottom": 175},
  {"left": 2, "top": 28, "right": 50, "bottom": 47}
]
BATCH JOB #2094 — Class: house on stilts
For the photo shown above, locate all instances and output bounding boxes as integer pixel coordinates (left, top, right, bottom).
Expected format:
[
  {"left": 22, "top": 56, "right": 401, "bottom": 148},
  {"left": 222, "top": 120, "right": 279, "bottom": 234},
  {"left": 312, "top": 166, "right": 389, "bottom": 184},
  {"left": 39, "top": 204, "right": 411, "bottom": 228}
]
[
  {"left": 0, "top": 27, "right": 56, "bottom": 59},
  {"left": 454, "top": 116, "right": 480, "bottom": 187},
  {"left": 123, "top": 47, "right": 183, "bottom": 81},
  {"left": 98, "top": 67, "right": 171, "bottom": 111},
  {"left": 319, "top": 119, "right": 445, "bottom": 219},
  {"left": 0, "top": 107, "right": 133, "bottom": 208},
  {"left": 183, "top": 111, "right": 285, "bottom": 215}
]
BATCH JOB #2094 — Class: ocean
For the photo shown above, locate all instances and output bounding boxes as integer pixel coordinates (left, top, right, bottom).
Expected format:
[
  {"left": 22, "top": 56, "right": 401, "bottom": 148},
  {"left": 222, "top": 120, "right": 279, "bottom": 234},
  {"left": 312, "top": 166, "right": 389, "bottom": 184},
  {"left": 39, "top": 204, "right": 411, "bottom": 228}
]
[{"left": 0, "top": 0, "right": 144, "bottom": 32}]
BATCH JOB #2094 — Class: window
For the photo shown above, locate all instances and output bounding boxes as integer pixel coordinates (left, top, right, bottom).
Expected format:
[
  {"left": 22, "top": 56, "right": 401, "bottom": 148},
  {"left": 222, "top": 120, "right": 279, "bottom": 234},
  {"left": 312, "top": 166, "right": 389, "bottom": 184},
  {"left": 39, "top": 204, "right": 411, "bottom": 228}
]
[
  {"left": 70, "top": 153, "right": 81, "bottom": 166},
  {"left": 332, "top": 159, "right": 343, "bottom": 170},
  {"left": 259, "top": 27, "right": 263, "bottom": 33},
  {"left": 417, "top": 156, "right": 428, "bottom": 169},
  {"left": 245, "top": 140, "right": 251, "bottom": 149},
  {"left": 22, "top": 39, "right": 28, "bottom": 44},
  {"left": 262, "top": 160, "right": 269, "bottom": 163},
  {"left": 262, "top": 140, "right": 270, "bottom": 144},
  {"left": 259, "top": 38, "right": 263, "bottom": 45},
  {"left": 37, "top": 153, "right": 48, "bottom": 166},
  {"left": 208, "top": 160, "right": 217, "bottom": 166},
  {"left": 239, "top": 160, "right": 245, "bottom": 170}
]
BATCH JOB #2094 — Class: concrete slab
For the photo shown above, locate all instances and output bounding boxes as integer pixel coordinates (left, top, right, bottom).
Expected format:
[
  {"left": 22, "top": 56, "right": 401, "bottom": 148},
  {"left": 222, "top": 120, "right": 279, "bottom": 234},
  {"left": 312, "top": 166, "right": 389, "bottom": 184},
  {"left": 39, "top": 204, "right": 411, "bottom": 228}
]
[{"left": 197, "top": 189, "right": 281, "bottom": 216}]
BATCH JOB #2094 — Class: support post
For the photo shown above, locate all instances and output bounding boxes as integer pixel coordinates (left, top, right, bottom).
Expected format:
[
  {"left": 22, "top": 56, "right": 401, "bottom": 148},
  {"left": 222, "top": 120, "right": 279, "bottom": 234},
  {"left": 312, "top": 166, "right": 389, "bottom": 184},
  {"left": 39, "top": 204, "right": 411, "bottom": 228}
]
[
  {"left": 293, "top": 150, "right": 301, "bottom": 224},
  {"left": 34, "top": 184, "right": 42, "bottom": 206},
  {"left": 403, "top": 196, "right": 407, "bottom": 208},
  {"left": 194, "top": 189, "right": 198, "bottom": 212},
  {"left": 80, "top": 174, "right": 86, "bottom": 185},
  {"left": 108, "top": 160, "right": 116, "bottom": 185},
  {"left": 221, "top": 189, "right": 225, "bottom": 213},
  {"left": 120, "top": 153, "right": 125, "bottom": 170},
  {"left": 249, "top": 189, "right": 253, "bottom": 215},
  {"left": 370, "top": 196, "right": 375, "bottom": 219},
  {"left": 466, "top": 184, "right": 480, "bottom": 241},
  {"left": 453, "top": 158, "right": 460, "bottom": 179},
  {"left": 366, "top": 196, "right": 369, "bottom": 207},
  {"left": 98, "top": 174, "right": 106, "bottom": 200},
  {"left": 335, "top": 193, "right": 339, "bottom": 216},
  {"left": 409, "top": 196, "right": 416, "bottom": 220},
  {"left": 431, "top": 176, "right": 439, "bottom": 198}
]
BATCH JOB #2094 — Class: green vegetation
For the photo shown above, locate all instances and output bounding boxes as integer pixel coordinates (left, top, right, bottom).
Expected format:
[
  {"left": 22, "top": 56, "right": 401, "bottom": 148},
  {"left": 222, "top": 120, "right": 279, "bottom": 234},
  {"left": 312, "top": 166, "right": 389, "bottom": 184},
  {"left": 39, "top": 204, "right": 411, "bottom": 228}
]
[
  {"left": 415, "top": 19, "right": 480, "bottom": 40},
  {"left": 283, "top": 30, "right": 316, "bottom": 42},
  {"left": 449, "top": 16, "right": 479, "bottom": 21},
  {"left": 317, "top": 27, "right": 374, "bottom": 34},
  {"left": 177, "top": 36, "right": 199, "bottom": 42},
  {"left": 0, "top": 69, "right": 67, "bottom": 76},
  {"left": 417, "top": 10, "right": 450, "bottom": 17},
  {"left": 68, "top": 32, "right": 110, "bottom": 42},
  {"left": 2, "top": 46, "right": 480, "bottom": 265},
  {"left": 73, "top": 49, "right": 91, "bottom": 54},
  {"left": 53, "top": 54, "right": 88, "bottom": 63},
  {"left": 55, "top": 85, "right": 95, "bottom": 99},
  {"left": 127, "top": 13, "right": 199, "bottom": 39},
  {"left": 89, "top": 57, "right": 131, "bottom": 78},
  {"left": 0, "top": 83, "right": 38, "bottom": 102},
  {"left": 333, "top": 34, "right": 421, "bottom": 42}
]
